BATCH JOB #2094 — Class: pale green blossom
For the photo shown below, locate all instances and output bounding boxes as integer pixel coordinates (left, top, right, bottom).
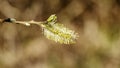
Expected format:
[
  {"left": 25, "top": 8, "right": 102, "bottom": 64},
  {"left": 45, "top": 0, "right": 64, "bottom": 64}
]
[{"left": 41, "top": 14, "right": 78, "bottom": 44}]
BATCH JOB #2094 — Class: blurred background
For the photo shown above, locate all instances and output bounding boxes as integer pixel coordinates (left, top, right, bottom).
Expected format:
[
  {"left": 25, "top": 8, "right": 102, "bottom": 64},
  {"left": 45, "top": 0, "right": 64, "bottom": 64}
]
[{"left": 0, "top": 0, "right": 120, "bottom": 68}]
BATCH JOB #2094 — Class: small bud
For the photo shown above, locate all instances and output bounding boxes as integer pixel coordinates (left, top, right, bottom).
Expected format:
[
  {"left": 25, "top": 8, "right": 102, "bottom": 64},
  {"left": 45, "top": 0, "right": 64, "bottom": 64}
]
[
  {"left": 3, "top": 18, "right": 16, "bottom": 23},
  {"left": 25, "top": 23, "right": 30, "bottom": 26}
]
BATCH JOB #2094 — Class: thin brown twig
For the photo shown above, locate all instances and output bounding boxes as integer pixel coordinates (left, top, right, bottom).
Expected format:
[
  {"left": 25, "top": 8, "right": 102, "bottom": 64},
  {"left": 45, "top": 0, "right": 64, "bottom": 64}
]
[
  {"left": 0, "top": 18, "right": 44, "bottom": 27},
  {"left": 14, "top": 20, "right": 43, "bottom": 26}
]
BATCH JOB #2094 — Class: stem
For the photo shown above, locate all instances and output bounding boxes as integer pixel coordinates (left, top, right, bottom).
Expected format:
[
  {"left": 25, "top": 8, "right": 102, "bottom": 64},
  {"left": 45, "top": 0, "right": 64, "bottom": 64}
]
[
  {"left": 14, "top": 20, "right": 43, "bottom": 26},
  {"left": 0, "top": 18, "right": 47, "bottom": 29}
]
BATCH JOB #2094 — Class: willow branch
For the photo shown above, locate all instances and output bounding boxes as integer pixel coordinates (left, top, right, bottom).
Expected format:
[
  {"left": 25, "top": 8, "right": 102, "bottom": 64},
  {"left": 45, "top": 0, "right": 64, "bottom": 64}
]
[{"left": 0, "top": 14, "right": 78, "bottom": 44}]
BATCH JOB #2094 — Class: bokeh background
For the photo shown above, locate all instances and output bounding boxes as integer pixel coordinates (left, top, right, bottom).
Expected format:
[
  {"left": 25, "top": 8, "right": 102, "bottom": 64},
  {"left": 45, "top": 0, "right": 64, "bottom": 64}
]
[{"left": 0, "top": 0, "right": 120, "bottom": 68}]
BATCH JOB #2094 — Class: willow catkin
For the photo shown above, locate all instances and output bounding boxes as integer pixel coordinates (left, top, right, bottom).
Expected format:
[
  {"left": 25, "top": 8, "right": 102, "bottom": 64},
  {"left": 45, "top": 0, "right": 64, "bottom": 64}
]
[{"left": 41, "top": 14, "right": 78, "bottom": 44}]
